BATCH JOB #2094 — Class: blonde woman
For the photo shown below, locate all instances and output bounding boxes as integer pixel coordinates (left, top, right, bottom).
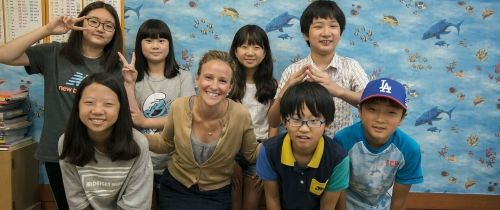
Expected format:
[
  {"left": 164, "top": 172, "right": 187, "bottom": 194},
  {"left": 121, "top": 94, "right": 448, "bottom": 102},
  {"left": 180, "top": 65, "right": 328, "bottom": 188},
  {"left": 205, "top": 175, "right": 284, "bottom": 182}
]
[{"left": 147, "top": 50, "right": 259, "bottom": 210}]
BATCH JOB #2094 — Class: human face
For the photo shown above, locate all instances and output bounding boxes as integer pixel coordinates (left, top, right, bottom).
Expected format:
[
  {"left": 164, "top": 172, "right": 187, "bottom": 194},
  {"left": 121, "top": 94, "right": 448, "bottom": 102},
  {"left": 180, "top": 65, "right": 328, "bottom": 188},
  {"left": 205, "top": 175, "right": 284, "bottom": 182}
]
[
  {"left": 195, "top": 59, "right": 233, "bottom": 107},
  {"left": 235, "top": 43, "right": 265, "bottom": 71},
  {"left": 285, "top": 105, "right": 326, "bottom": 153},
  {"left": 305, "top": 17, "right": 341, "bottom": 56},
  {"left": 360, "top": 100, "right": 405, "bottom": 149},
  {"left": 79, "top": 83, "right": 120, "bottom": 145},
  {"left": 141, "top": 38, "right": 169, "bottom": 64},
  {"left": 82, "top": 8, "right": 116, "bottom": 48}
]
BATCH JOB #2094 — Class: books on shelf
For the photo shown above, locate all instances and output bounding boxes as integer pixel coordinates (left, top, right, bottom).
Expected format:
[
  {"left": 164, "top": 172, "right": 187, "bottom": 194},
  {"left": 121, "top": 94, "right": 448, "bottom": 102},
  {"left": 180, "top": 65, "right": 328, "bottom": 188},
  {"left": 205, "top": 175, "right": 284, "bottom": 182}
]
[
  {"left": 0, "top": 108, "right": 24, "bottom": 120},
  {"left": 0, "top": 100, "right": 25, "bottom": 110},
  {"left": 0, "top": 88, "right": 33, "bottom": 151},
  {"left": 0, "top": 89, "right": 28, "bottom": 104},
  {"left": 0, "top": 136, "right": 33, "bottom": 151}
]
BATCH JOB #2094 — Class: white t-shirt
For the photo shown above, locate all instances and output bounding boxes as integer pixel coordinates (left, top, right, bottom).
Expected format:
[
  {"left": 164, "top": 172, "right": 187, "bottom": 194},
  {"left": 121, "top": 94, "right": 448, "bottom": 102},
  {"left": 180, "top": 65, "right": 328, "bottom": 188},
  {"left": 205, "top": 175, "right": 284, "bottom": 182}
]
[{"left": 242, "top": 83, "right": 271, "bottom": 140}]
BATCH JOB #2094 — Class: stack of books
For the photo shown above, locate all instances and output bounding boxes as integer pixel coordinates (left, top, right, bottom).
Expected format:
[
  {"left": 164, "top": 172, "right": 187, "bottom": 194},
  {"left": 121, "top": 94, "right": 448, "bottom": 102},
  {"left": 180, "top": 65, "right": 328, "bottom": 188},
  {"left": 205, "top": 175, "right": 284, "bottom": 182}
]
[{"left": 0, "top": 89, "right": 33, "bottom": 151}]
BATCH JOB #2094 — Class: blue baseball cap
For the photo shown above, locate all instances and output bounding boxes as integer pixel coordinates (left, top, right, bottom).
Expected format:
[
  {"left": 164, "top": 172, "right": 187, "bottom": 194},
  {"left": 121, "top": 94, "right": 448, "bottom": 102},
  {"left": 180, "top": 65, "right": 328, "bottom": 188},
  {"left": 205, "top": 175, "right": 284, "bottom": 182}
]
[{"left": 360, "top": 78, "right": 407, "bottom": 109}]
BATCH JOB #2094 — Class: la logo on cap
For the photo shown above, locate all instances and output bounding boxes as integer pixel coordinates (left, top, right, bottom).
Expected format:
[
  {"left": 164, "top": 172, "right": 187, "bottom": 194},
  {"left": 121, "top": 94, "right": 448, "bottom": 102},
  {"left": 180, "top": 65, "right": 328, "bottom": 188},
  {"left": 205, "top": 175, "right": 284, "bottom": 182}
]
[{"left": 379, "top": 80, "right": 392, "bottom": 93}]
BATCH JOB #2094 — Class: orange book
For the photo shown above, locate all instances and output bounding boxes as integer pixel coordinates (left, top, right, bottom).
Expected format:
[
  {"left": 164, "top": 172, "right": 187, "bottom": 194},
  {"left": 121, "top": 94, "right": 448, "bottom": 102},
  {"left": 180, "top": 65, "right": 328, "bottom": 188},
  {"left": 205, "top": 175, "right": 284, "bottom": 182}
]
[{"left": 0, "top": 89, "right": 28, "bottom": 103}]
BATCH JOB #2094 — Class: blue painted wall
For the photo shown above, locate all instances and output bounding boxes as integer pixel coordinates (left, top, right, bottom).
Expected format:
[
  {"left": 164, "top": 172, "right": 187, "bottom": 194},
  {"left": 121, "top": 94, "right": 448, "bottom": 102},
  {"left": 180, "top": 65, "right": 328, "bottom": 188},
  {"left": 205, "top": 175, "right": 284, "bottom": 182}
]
[{"left": 0, "top": 0, "right": 498, "bottom": 194}]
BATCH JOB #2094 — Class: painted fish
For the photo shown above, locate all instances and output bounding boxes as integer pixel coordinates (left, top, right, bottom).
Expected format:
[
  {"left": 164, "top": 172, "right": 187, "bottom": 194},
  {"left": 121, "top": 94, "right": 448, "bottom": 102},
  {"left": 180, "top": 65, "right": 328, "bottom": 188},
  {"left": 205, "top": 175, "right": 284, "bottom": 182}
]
[
  {"left": 422, "top": 19, "right": 463, "bottom": 40},
  {"left": 427, "top": 127, "right": 441, "bottom": 133},
  {"left": 449, "top": 176, "right": 457, "bottom": 184},
  {"left": 473, "top": 96, "right": 485, "bottom": 106},
  {"left": 482, "top": 9, "right": 494, "bottom": 19},
  {"left": 265, "top": 12, "right": 299, "bottom": 32},
  {"left": 475, "top": 49, "right": 488, "bottom": 62},
  {"left": 382, "top": 15, "right": 399, "bottom": 27},
  {"left": 434, "top": 41, "right": 449, "bottom": 47},
  {"left": 221, "top": 7, "right": 239, "bottom": 21},
  {"left": 277, "top": 33, "right": 293, "bottom": 40},
  {"left": 466, "top": 134, "right": 479, "bottom": 147},
  {"left": 124, "top": 4, "right": 142, "bottom": 19},
  {"left": 465, "top": 178, "right": 476, "bottom": 189},
  {"left": 415, "top": 106, "right": 455, "bottom": 126}
]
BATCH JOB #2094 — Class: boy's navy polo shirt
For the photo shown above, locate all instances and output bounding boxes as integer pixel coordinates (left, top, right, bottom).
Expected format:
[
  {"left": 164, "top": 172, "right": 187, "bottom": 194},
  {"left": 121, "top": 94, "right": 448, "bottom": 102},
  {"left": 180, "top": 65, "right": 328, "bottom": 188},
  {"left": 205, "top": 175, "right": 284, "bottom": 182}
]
[{"left": 257, "top": 133, "right": 349, "bottom": 210}]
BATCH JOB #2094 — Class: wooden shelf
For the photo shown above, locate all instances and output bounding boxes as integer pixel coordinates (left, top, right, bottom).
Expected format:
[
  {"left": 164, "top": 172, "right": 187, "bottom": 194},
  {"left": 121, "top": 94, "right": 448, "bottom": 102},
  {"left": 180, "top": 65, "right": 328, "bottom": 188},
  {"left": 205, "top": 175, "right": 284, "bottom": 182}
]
[{"left": 0, "top": 141, "right": 39, "bottom": 210}]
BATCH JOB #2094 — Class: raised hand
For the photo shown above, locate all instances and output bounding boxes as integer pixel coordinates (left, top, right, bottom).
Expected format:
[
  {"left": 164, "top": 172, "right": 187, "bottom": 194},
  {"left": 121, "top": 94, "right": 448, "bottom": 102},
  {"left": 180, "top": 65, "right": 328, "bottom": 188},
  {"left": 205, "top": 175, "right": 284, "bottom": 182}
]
[
  {"left": 279, "top": 65, "right": 309, "bottom": 98},
  {"left": 45, "top": 16, "right": 86, "bottom": 35},
  {"left": 307, "top": 67, "right": 345, "bottom": 97},
  {"left": 118, "top": 52, "right": 137, "bottom": 84}
]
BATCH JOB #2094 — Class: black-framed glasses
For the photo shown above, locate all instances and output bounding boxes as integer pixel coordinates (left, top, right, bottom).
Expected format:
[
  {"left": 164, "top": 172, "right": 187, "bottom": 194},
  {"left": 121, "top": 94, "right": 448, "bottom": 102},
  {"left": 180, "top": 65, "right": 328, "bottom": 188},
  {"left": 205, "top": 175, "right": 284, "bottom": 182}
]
[
  {"left": 86, "top": 17, "right": 115, "bottom": 32},
  {"left": 286, "top": 117, "right": 326, "bottom": 128}
]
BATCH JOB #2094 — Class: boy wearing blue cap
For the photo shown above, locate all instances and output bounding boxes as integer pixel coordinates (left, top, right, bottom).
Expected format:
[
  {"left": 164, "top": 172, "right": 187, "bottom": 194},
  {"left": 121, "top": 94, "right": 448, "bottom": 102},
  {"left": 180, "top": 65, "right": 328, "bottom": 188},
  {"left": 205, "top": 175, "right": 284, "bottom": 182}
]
[{"left": 334, "top": 78, "right": 423, "bottom": 210}]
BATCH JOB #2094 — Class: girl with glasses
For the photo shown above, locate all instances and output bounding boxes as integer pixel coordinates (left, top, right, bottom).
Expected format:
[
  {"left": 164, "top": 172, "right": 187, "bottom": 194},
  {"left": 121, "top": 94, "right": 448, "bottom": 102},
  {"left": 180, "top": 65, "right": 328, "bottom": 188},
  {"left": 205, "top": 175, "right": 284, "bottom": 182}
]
[{"left": 0, "top": 2, "right": 123, "bottom": 209}]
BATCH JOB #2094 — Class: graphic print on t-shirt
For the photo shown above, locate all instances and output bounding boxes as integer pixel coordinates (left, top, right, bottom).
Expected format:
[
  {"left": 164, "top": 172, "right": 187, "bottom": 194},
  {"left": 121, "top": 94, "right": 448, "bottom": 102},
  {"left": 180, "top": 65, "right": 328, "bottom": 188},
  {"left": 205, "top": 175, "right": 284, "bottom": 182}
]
[
  {"left": 77, "top": 165, "right": 131, "bottom": 200},
  {"left": 141, "top": 92, "right": 171, "bottom": 134},
  {"left": 58, "top": 72, "right": 88, "bottom": 94}
]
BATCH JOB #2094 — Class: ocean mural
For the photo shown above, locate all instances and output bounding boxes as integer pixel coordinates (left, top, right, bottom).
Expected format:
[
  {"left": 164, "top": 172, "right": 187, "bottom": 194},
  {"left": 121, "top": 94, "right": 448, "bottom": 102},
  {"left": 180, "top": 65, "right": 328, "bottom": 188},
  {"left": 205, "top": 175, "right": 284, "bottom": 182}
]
[{"left": 0, "top": 0, "right": 498, "bottom": 195}]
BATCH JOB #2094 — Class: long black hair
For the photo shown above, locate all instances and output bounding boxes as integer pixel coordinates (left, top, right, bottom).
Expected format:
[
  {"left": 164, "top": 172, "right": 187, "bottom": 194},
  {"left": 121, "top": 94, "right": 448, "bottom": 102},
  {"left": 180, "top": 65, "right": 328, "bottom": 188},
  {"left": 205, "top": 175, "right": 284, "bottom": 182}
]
[
  {"left": 134, "top": 19, "right": 180, "bottom": 81},
  {"left": 59, "top": 73, "right": 139, "bottom": 166},
  {"left": 228, "top": 25, "right": 277, "bottom": 105},
  {"left": 61, "top": 1, "right": 123, "bottom": 73}
]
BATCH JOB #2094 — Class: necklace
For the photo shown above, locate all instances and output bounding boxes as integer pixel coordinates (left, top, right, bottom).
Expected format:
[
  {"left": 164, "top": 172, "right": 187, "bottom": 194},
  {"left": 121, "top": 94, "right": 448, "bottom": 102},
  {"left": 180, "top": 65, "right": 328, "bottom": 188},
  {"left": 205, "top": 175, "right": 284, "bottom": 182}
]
[
  {"left": 192, "top": 96, "right": 226, "bottom": 137},
  {"left": 207, "top": 120, "right": 222, "bottom": 136}
]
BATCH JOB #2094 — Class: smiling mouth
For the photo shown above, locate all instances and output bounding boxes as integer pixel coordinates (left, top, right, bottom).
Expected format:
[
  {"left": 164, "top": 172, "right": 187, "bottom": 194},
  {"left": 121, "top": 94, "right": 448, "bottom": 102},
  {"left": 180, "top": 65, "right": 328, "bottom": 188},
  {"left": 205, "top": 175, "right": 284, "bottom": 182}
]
[
  {"left": 90, "top": 118, "right": 105, "bottom": 125},
  {"left": 206, "top": 91, "right": 220, "bottom": 97}
]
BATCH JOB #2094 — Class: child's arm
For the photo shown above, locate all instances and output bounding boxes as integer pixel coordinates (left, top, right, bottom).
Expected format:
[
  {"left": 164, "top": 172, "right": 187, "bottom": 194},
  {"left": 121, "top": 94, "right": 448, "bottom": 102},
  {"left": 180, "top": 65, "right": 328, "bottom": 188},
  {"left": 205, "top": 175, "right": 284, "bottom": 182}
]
[
  {"left": 146, "top": 101, "right": 176, "bottom": 154},
  {"left": 132, "top": 114, "right": 167, "bottom": 130},
  {"left": 263, "top": 181, "right": 281, "bottom": 210},
  {"left": 335, "top": 190, "right": 347, "bottom": 210},
  {"left": 320, "top": 191, "right": 341, "bottom": 210},
  {"left": 390, "top": 183, "right": 412, "bottom": 210},
  {"left": 58, "top": 136, "right": 92, "bottom": 210},
  {"left": 307, "top": 69, "right": 362, "bottom": 107},
  {"left": 118, "top": 134, "right": 153, "bottom": 209},
  {"left": 256, "top": 144, "right": 281, "bottom": 209},
  {"left": 268, "top": 66, "right": 308, "bottom": 127},
  {"left": 268, "top": 126, "right": 278, "bottom": 138},
  {"left": 0, "top": 16, "right": 85, "bottom": 66}
]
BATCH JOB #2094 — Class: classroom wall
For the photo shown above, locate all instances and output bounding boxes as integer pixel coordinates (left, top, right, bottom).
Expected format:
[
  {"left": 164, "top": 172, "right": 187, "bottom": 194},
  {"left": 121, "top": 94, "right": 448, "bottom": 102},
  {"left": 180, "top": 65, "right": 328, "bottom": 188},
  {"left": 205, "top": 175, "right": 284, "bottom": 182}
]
[{"left": 0, "top": 0, "right": 498, "bottom": 195}]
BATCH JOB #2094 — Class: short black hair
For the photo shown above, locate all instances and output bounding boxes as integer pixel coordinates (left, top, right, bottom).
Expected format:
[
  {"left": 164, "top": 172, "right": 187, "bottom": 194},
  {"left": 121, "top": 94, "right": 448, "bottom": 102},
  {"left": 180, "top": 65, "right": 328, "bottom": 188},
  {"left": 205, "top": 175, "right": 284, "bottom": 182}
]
[
  {"left": 360, "top": 97, "right": 407, "bottom": 118},
  {"left": 60, "top": 73, "right": 139, "bottom": 166},
  {"left": 300, "top": 0, "right": 346, "bottom": 46},
  {"left": 280, "top": 81, "right": 335, "bottom": 125}
]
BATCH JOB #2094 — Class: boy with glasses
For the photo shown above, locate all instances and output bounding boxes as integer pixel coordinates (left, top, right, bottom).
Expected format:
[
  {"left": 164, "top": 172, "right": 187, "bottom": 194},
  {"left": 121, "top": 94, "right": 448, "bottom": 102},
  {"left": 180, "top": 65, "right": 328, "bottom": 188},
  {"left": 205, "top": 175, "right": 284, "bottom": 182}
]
[{"left": 256, "top": 81, "right": 349, "bottom": 210}]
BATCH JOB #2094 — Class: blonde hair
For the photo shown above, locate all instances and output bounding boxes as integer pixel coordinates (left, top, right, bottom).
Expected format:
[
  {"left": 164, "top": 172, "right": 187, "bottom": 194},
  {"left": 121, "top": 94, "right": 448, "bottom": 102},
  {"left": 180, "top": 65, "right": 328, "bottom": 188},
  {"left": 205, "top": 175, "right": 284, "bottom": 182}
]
[{"left": 197, "top": 50, "right": 236, "bottom": 83}]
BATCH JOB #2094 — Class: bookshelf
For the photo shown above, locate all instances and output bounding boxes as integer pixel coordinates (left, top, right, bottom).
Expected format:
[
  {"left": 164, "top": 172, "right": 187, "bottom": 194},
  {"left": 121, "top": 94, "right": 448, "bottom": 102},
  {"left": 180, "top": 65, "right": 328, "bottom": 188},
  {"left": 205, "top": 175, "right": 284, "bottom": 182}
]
[{"left": 0, "top": 141, "right": 39, "bottom": 210}]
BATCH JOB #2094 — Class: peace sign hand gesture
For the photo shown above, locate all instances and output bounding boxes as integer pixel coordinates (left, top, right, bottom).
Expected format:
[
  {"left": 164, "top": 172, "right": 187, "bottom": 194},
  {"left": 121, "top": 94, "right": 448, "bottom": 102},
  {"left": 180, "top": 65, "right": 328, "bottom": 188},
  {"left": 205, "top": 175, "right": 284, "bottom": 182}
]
[
  {"left": 45, "top": 16, "right": 87, "bottom": 35},
  {"left": 118, "top": 52, "right": 137, "bottom": 85}
]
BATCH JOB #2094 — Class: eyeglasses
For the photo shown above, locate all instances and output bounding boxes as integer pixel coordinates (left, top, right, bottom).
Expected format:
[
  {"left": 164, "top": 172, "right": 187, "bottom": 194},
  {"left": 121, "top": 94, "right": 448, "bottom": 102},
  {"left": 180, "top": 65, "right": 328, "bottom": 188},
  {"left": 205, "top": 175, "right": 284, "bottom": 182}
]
[
  {"left": 286, "top": 117, "right": 325, "bottom": 128},
  {"left": 86, "top": 17, "right": 115, "bottom": 32}
]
